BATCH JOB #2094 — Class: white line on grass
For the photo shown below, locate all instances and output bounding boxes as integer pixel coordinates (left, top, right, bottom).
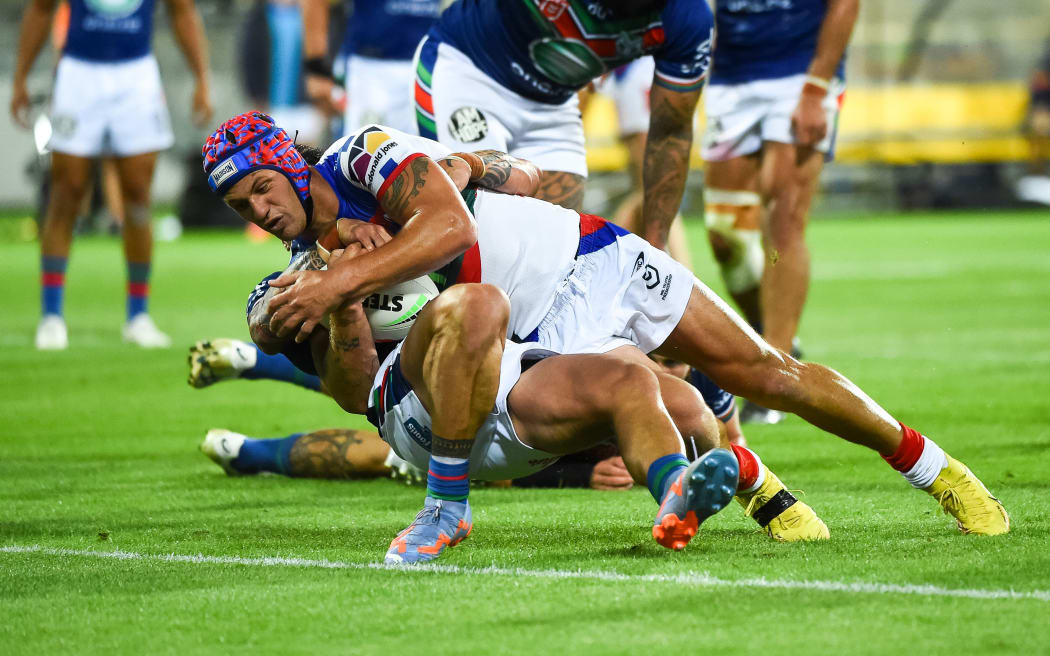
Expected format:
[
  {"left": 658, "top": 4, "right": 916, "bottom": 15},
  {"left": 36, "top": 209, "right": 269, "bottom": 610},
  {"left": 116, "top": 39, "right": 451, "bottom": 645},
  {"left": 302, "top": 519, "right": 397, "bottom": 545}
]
[{"left": 5, "top": 544, "right": 1048, "bottom": 602}]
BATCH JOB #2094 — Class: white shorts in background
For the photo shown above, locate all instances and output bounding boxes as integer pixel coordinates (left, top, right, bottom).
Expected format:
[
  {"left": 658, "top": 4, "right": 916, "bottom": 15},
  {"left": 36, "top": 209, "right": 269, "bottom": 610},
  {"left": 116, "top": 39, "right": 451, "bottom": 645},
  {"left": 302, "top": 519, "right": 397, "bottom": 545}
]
[
  {"left": 701, "top": 74, "right": 845, "bottom": 161},
  {"left": 527, "top": 229, "right": 694, "bottom": 355},
  {"left": 595, "top": 57, "right": 654, "bottom": 136},
  {"left": 344, "top": 55, "right": 417, "bottom": 135},
  {"left": 48, "top": 55, "right": 174, "bottom": 158},
  {"left": 369, "top": 340, "right": 563, "bottom": 481},
  {"left": 416, "top": 38, "right": 587, "bottom": 177}
]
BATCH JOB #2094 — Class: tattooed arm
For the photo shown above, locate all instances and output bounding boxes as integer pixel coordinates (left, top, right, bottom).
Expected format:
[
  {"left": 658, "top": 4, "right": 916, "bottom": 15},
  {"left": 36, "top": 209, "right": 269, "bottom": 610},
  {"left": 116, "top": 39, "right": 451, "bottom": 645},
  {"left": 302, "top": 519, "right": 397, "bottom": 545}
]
[
  {"left": 640, "top": 84, "right": 703, "bottom": 249},
  {"left": 313, "top": 297, "right": 379, "bottom": 415},
  {"left": 437, "top": 150, "right": 542, "bottom": 197},
  {"left": 268, "top": 154, "right": 476, "bottom": 343}
]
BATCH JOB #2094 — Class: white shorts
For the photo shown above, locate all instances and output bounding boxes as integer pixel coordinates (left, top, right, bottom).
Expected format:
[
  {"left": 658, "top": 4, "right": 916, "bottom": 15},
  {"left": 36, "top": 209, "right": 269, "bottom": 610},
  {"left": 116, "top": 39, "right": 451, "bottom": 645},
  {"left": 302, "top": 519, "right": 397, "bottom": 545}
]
[
  {"left": 344, "top": 55, "right": 417, "bottom": 135},
  {"left": 524, "top": 227, "right": 694, "bottom": 355},
  {"left": 701, "top": 74, "right": 845, "bottom": 162},
  {"left": 48, "top": 55, "right": 174, "bottom": 158},
  {"left": 595, "top": 57, "right": 654, "bottom": 136},
  {"left": 368, "top": 340, "right": 563, "bottom": 481},
  {"left": 414, "top": 37, "right": 587, "bottom": 177}
]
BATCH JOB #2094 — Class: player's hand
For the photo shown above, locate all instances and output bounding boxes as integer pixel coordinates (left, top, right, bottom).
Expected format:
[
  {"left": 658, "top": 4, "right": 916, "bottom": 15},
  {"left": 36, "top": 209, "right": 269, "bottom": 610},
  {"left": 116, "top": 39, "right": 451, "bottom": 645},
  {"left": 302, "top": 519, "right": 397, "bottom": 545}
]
[
  {"left": 305, "top": 73, "right": 340, "bottom": 116},
  {"left": 267, "top": 269, "right": 343, "bottom": 343},
  {"left": 791, "top": 93, "right": 828, "bottom": 147},
  {"left": 192, "top": 79, "right": 213, "bottom": 127},
  {"left": 589, "top": 456, "right": 634, "bottom": 491},
  {"left": 336, "top": 220, "right": 392, "bottom": 251},
  {"left": 10, "top": 82, "right": 31, "bottom": 130}
]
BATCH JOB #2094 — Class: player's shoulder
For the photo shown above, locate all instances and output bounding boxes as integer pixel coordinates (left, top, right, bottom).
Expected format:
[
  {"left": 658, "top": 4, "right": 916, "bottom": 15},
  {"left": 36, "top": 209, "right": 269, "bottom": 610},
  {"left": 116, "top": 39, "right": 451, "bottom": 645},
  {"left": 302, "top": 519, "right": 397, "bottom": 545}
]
[{"left": 333, "top": 124, "right": 451, "bottom": 193}]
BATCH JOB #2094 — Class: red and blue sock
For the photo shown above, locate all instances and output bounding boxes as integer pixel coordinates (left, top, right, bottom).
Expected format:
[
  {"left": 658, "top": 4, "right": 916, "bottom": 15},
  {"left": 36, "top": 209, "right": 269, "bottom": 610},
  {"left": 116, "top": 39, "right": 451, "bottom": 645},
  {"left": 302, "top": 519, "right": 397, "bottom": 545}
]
[
  {"left": 647, "top": 453, "right": 689, "bottom": 503},
  {"left": 426, "top": 456, "right": 470, "bottom": 502},
  {"left": 126, "top": 261, "right": 151, "bottom": 320},
  {"left": 41, "top": 256, "right": 67, "bottom": 317},
  {"left": 232, "top": 433, "right": 302, "bottom": 475}
]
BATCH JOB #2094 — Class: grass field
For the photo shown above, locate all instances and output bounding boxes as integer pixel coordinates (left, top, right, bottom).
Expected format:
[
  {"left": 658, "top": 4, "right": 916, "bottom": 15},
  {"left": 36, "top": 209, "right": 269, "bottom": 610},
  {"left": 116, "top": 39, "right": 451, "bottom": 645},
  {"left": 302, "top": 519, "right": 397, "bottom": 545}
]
[{"left": 2, "top": 210, "right": 1049, "bottom": 655}]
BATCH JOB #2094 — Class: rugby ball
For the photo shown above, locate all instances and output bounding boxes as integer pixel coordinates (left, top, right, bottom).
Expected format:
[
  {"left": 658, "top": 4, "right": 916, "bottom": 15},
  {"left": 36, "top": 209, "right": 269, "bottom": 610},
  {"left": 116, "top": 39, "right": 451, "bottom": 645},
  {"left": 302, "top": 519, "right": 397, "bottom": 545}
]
[{"left": 363, "top": 275, "right": 440, "bottom": 342}]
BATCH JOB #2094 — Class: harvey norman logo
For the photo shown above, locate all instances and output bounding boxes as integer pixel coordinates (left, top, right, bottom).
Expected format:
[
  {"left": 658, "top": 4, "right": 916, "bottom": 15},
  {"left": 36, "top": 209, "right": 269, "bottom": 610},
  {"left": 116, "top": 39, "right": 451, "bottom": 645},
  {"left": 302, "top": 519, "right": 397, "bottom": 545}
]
[{"left": 210, "top": 158, "right": 239, "bottom": 190}]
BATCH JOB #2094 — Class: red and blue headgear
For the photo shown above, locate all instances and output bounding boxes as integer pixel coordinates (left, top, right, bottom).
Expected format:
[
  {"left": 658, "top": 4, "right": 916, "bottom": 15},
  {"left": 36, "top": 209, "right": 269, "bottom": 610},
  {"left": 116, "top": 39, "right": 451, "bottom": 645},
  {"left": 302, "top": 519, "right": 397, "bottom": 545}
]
[{"left": 202, "top": 111, "right": 313, "bottom": 220}]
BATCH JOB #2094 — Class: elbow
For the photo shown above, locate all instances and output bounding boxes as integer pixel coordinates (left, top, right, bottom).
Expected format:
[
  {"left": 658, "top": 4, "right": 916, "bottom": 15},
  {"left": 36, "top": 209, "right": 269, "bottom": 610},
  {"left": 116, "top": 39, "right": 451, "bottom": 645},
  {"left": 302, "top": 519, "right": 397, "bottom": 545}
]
[{"left": 447, "top": 212, "right": 478, "bottom": 254}]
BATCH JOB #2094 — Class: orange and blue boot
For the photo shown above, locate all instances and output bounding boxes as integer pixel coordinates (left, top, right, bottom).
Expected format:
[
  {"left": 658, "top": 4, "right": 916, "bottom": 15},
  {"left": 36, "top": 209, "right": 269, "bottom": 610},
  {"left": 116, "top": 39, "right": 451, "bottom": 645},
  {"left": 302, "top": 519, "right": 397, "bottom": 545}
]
[
  {"left": 385, "top": 497, "right": 473, "bottom": 565},
  {"left": 652, "top": 448, "right": 739, "bottom": 551}
]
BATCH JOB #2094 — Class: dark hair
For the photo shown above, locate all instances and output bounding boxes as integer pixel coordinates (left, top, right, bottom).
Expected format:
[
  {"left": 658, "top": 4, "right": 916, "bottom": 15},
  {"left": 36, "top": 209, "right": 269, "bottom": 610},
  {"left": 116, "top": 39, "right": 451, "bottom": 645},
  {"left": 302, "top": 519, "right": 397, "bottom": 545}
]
[{"left": 294, "top": 143, "right": 324, "bottom": 166}]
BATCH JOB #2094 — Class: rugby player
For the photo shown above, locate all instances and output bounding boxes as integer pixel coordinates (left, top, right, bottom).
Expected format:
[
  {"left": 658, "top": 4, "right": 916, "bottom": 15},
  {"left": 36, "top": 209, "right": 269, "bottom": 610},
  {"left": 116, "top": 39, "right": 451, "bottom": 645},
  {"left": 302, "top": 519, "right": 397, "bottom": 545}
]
[
  {"left": 203, "top": 112, "right": 1007, "bottom": 559},
  {"left": 301, "top": 0, "right": 442, "bottom": 133},
  {"left": 201, "top": 113, "right": 831, "bottom": 563},
  {"left": 700, "top": 0, "right": 858, "bottom": 415},
  {"left": 11, "top": 0, "right": 212, "bottom": 349}
]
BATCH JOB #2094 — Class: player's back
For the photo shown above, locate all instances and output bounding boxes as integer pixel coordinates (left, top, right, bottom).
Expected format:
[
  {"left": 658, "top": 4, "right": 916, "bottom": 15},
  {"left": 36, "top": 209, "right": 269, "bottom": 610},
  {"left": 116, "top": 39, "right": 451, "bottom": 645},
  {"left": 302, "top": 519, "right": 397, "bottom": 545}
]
[{"left": 64, "top": 0, "right": 156, "bottom": 62}]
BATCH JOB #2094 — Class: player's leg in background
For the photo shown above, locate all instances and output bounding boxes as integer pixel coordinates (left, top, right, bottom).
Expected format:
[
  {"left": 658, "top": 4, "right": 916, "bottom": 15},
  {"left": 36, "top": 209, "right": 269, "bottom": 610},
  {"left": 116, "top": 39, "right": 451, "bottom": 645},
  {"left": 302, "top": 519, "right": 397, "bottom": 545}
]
[
  {"left": 703, "top": 154, "right": 764, "bottom": 331},
  {"left": 188, "top": 338, "right": 323, "bottom": 391},
  {"left": 112, "top": 151, "right": 170, "bottom": 348},
  {"left": 757, "top": 142, "right": 823, "bottom": 353},
  {"left": 657, "top": 282, "right": 1010, "bottom": 535},
  {"left": 36, "top": 152, "right": 95, "bottom": 350},
  {"left": 200, "top": 427, "right": 394, "bottom": 478}
]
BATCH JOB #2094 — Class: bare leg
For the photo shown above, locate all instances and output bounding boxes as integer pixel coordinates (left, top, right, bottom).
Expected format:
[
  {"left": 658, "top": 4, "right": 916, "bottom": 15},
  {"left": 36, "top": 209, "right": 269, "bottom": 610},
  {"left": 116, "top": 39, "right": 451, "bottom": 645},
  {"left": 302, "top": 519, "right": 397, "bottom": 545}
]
[
  {"left": 40, "top": 152, "right": 94, "bottom": 264},
  {"left": 656, "top": 282, "right": 902, "bottom": 455},
  {"left": 534, "top": 170, "right": 586, "bottom": 211},
  {"left": 508, "top": 353, "right": 701, "bottom": 484},
  {"left": 398, "top": 284, "right": 509, "bottom": 444},
  {"left": 112, "top": 152, "right": 158, "bottom": 264},
  {"left": 703, "top": 155, "right": 763, "bottom": 328},
  {"left": 758, "top": 142, "right": 823, "bottom": 352},
  {"left": 288, "top": 428, "right": 391, "bottom": 478}
]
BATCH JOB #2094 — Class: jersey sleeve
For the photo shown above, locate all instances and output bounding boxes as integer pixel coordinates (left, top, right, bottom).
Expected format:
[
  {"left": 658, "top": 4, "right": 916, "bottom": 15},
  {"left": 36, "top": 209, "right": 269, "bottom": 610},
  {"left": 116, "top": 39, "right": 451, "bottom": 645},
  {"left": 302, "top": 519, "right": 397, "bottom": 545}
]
[
  {"left": 652, "top": 0, "right": 715, "bottom": 93},
  {"left": 334, "top": 124, "right": 432, "bottom": 200}
]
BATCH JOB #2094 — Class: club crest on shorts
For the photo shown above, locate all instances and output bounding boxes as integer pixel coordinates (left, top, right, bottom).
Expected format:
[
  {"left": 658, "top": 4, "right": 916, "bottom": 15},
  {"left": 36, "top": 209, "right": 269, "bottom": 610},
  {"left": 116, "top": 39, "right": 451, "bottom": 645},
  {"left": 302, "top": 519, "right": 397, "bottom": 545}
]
[
  {"left": 448, "top": 107, "right": 488, "bottom": 143},
  {"left": 643, "top": 264, "right": 660, "bottom": 290}
]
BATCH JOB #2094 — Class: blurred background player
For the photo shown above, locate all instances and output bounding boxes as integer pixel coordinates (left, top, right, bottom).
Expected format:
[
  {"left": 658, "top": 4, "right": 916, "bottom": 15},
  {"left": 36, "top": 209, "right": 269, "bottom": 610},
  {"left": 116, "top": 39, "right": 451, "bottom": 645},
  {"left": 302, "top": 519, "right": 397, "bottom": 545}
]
[
  {"left": 700, "top": 0, "right": 858, "bottom": 423},
  {"left": 302, "top": 0, "right": 443, "bottom": 135},
  {"left": 11, "top": 0, "right": 212, "bottom": 350},
  {"left": 1017, "top": 34, "right": 1050, "bottom": 206},
  {"left": 412, "top": 0, "right": 713, "bottom": 255}
]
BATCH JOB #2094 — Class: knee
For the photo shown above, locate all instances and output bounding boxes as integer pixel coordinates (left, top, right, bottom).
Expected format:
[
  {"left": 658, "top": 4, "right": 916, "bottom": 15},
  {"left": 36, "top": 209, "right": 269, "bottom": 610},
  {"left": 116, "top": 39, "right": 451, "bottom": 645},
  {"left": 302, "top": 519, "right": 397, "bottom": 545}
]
[
  {"left": 597, "top": 361, "right": 662, "bottom": 411},
  {"left": 430, "top": 284, "right": 509, "bottom": 349}
]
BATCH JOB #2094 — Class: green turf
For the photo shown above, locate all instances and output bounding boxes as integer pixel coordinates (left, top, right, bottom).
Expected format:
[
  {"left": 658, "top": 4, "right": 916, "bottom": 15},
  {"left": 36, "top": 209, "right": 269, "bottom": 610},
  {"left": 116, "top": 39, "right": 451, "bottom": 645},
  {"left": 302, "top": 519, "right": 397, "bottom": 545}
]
[{"left": 1, "top": 211, "right": 1049, "bottom": 655}]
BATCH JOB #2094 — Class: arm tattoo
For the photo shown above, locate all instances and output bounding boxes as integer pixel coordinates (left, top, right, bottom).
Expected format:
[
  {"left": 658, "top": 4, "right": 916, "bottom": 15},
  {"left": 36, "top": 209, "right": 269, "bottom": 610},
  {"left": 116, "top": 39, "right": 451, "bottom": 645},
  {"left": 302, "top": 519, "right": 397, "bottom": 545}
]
[
  {"left": 382, "top": 157, "right": 430, "bottom": 219},
  {"left": 288, "top": 428, "right": 364, "bottom": 478},
  {"left": 331, "top": 336, "right": 360, "bottom": 352},
  {"left": 641, "top": 92, "right": 695, "bottom": 245},
  {"left": 534, "top": 170, "right": 586, "bottom": 210},
  {"left": 473, "top": 150, "right": 513, "bottom": 190}
]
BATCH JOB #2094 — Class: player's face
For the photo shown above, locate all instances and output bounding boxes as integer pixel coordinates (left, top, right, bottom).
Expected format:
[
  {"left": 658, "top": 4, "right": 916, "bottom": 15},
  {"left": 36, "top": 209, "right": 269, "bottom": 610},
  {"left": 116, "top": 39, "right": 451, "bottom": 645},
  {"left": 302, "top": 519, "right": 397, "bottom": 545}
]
[
  {"left": 650, "top": 354, "right": 690, "bottom": 380},
  {"left": 224, "top": 170, "right": 307, "bottom": 240}
]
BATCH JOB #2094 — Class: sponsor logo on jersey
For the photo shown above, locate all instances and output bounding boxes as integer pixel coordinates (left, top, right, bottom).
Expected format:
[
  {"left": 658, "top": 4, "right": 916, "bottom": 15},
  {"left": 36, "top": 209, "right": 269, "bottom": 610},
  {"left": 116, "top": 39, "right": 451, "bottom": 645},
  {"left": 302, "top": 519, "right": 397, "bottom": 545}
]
[
  {"left": 633, "top": 252, "right": 645, "bottom": 273},
  {"left": 403, "top": 418, "right": 433, "bottom": 450},
  {"left": 86, "top": 0, "right": 143, "bottom": 17},
  {"left": 448, "top": 107, "right": 489, "bottom": 144},
  {"left": 539, "top": 0, "right": 569, "bottom": 20},
  {"left": 346, "top": 126, "right": 400, "bottom": 190}
]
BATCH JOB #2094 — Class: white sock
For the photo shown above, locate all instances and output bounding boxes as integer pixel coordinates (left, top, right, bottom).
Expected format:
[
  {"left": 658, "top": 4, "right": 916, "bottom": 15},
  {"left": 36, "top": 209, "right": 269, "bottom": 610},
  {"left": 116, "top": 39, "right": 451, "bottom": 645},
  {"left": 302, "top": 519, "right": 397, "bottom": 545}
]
[{"left": 903, "top": 436, "right": 949, "bottom": 489}]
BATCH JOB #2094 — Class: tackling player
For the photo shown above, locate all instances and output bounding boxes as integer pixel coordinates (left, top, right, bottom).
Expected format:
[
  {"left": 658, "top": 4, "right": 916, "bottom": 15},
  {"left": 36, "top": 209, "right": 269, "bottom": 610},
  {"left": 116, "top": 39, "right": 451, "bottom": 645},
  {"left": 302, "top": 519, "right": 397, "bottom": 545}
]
[{"left": 202, "top": 112, "right": 1008, "bottom": 561}]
